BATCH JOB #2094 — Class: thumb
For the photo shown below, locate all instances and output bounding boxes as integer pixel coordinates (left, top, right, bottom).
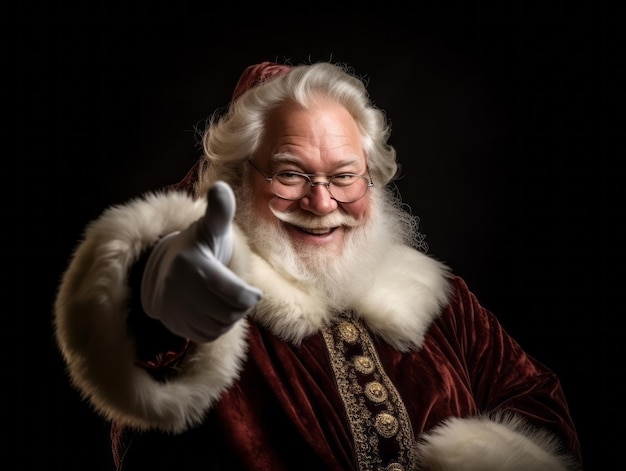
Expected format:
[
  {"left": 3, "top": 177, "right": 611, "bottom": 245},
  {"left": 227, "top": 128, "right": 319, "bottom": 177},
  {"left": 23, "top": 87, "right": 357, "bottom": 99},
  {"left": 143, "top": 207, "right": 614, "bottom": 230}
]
[{"left": 200, "top": 181, "right": 236, "bottom": 239}]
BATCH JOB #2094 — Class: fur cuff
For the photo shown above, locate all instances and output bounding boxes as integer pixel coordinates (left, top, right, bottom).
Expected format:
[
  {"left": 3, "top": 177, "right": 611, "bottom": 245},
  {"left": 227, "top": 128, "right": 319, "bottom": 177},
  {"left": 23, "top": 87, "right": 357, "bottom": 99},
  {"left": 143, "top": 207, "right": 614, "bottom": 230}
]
[
  {"left": 54, "top": 191, "right": 250, "bottom": 432},
  {"left": 415, "top": 413, "right": 581, "bottom": 470}
]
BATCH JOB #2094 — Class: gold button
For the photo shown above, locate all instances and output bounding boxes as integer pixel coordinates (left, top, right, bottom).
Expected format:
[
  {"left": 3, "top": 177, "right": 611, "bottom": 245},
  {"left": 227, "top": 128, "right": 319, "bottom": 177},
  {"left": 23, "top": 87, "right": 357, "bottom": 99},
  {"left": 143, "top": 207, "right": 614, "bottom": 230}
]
[
  {"left": 364, "top": 381, "right": 388, "bottom": 403},
  {"left": 353, "top": 355, "right": 375, "bottom": 374},
  {"left": 337, "top": 321, "right": 359, "bottom": 343},
  {"left": 374, "top": 412, "right": 398, "bottom": 438}
]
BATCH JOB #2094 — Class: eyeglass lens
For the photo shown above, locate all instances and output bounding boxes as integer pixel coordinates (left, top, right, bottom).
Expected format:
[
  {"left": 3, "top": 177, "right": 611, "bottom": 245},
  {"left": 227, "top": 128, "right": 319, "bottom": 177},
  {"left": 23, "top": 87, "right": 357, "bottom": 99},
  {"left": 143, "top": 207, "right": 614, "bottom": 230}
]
[{"left": 272, "top": 173, "right": 370, "bottom": 202}]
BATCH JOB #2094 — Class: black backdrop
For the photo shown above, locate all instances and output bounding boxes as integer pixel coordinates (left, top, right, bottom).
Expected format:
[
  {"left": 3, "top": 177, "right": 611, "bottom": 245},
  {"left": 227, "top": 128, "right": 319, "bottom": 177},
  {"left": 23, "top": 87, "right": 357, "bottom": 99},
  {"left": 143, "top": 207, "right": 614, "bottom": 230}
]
[{"left": 10, "top": 2, "right": 623, "bottom": 469}]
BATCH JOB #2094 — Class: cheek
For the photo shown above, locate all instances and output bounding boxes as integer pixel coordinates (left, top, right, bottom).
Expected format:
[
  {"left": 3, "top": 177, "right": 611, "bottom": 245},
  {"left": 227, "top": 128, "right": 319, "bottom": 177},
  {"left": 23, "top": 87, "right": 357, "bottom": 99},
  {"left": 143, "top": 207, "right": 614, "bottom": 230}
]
[
  {"left": 343, "top": 198, "right": 370, "bottom": 222},
  {"left": 253, "top": 195, "right": 274, "bottom": 221},
  {"left": 249, "top": 176, "right": 277, "bottom": 221}
]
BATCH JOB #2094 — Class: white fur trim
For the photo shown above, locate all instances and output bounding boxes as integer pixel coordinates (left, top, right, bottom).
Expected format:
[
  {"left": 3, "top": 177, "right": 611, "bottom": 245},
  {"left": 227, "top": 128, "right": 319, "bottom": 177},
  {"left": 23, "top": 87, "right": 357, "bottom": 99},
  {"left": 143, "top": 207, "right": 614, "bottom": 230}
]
[
  {"left": 415, "top": 413, "right": 581, "bottom": 470},
  {"left": 353, "top": 245, "right": 451, "bottom": 351},
  {"left": 250, "top": 244, "right": 451, "bottom": 350},
  {"left": 54, "top": 191, "right": 249, "bottom": 432}
]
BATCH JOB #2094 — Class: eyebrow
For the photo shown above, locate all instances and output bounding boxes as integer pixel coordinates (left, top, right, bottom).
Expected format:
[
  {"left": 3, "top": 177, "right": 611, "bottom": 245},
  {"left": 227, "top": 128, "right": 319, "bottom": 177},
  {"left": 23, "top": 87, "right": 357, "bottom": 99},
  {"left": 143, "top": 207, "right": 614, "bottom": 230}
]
[
  {"left": 271, "top": 153, "right": 300, "bottom": 166},
  {"left": 271, "top": 152, "right": 364, "bottom": 170}
]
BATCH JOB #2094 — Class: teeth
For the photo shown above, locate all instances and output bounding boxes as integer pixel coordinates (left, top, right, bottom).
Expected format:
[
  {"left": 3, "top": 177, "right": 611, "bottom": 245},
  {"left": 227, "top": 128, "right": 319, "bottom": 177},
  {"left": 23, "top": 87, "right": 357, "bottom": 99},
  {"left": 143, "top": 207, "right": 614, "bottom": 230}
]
[{"left": 301, "top": 226, "right": 331, "bottom": 235}]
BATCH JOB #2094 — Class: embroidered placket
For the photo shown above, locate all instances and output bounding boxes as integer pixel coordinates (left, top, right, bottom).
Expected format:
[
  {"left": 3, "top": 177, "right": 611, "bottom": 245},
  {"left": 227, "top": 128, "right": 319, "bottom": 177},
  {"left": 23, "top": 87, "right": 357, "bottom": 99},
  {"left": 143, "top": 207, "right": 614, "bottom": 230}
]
[{"left": 321, "top": 313, "right": 416, "bottom": 471}]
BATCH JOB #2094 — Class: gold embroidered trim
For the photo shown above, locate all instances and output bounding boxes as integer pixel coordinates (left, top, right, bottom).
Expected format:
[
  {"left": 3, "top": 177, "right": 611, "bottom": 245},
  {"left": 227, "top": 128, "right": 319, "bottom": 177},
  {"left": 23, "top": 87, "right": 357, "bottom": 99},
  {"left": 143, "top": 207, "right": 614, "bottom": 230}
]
[{"left": 322, "top": 313, "right": 416, "bottom": 471}]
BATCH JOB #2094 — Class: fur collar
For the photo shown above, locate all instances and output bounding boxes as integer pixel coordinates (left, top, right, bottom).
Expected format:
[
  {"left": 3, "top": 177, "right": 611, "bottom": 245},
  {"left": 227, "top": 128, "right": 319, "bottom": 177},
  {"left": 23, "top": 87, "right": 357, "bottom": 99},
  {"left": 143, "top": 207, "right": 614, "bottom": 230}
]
[{"left": 235, "top": 227, "right": 452, "bottom": 351}]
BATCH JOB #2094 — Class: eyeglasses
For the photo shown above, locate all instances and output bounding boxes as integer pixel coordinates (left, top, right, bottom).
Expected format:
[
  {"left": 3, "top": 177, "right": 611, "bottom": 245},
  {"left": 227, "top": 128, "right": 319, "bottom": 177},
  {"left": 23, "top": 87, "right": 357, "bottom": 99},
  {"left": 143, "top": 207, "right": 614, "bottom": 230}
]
[{"left": 248, "top": 159, "right": 374, "bottom": 203}]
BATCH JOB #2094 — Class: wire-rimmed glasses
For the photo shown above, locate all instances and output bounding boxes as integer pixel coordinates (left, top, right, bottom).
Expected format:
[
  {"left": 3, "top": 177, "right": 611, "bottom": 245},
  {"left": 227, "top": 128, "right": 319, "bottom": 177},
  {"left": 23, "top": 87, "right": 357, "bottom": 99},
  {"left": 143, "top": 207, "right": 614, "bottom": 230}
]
[{"left": 248, "top": 159, "right": 373, "bottom": 203}]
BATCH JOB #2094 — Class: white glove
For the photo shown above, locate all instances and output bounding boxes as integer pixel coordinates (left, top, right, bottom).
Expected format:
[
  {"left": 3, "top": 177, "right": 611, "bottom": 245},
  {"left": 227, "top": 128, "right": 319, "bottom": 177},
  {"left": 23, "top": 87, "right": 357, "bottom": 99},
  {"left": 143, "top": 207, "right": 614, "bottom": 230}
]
[{"left": 141, "top": 181, "right": 262, "bottom": 342}]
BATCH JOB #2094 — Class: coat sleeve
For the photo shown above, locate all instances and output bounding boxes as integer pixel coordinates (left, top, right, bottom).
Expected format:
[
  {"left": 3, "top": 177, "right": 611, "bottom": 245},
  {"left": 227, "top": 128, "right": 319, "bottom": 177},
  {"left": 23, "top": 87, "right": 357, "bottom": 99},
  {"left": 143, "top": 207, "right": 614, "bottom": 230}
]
[
  {"left": 415, "top": 276, "right": 583, "bottom": 470},
  {"left": 53, "top": 190, "right": 252, "bottom": 433}
]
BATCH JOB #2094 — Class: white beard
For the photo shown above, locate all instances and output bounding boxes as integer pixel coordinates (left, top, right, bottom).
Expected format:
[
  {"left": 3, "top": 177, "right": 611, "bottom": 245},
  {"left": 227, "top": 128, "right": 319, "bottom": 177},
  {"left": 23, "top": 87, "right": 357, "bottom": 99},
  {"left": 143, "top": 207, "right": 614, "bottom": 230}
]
[{"left": 235, "top": 185, "right": 425, "bottom": 312}]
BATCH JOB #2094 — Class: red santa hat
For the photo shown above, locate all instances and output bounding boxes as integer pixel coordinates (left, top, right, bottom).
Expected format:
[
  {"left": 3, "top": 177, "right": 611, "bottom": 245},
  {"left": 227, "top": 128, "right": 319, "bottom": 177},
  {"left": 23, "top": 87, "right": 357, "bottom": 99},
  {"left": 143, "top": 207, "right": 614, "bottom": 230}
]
[{"left": 231, "top": 61, "right": 292, "bottom": 100}]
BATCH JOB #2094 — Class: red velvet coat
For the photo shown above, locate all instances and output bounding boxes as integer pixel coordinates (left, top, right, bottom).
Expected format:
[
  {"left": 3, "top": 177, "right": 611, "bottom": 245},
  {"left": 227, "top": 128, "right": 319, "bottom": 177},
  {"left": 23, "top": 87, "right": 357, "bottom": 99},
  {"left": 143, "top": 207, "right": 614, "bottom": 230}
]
[{"left": 110, "top": 276, "right": 581, "bottom": 470}]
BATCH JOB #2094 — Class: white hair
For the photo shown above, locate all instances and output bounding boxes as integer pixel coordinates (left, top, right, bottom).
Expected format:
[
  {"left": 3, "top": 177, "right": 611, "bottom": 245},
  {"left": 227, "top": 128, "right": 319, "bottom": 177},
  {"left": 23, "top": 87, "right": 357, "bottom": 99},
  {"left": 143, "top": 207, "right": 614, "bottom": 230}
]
[{"left": 196, "top": 61, "right": 399, "bottom": 196}]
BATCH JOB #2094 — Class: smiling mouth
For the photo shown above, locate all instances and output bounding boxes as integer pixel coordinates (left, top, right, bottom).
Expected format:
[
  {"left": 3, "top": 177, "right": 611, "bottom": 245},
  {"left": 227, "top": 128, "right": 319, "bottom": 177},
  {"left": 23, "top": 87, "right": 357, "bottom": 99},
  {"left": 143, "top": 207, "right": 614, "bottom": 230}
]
[{"left": 294, "top": 224, "right": 337, "bottom": 236}]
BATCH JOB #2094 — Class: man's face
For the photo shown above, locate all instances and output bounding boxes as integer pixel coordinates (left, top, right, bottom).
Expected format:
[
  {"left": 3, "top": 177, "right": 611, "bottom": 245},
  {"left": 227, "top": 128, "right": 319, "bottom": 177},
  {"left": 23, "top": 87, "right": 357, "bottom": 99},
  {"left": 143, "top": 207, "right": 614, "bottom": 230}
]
[{"left": 247, "top": 99, "right": 371, "bottom": 257}]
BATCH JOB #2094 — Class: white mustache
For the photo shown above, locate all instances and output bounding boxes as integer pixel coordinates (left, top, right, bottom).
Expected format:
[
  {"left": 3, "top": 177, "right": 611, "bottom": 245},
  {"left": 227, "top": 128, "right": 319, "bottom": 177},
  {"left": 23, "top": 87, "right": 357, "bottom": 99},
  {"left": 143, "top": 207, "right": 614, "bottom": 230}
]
[{"left": 269, "top": 203, "right": 361, "bottom": 230}]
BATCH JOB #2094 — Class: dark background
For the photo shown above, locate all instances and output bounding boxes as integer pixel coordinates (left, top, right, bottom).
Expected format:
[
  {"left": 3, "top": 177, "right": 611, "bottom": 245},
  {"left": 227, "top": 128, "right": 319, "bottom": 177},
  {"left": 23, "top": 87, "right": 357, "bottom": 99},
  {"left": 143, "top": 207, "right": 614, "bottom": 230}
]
[{"left": 9, "top": 1, "right": 623, "bottom": 469}]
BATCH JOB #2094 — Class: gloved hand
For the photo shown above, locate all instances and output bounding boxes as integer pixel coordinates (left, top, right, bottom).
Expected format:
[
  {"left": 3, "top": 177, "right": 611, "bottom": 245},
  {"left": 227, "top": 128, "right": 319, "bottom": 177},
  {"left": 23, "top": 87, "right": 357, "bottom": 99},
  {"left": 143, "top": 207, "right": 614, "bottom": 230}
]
[{"left": 141, "top": 181, "right": 262, "bottom": 342}]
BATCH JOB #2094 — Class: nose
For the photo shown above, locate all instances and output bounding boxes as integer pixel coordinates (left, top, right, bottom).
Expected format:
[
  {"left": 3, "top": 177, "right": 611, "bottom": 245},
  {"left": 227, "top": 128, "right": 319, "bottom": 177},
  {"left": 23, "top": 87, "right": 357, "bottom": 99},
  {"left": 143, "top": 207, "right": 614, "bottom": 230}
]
[{"left": 298, "top": 182, "right": 338, "bottom": 215}]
